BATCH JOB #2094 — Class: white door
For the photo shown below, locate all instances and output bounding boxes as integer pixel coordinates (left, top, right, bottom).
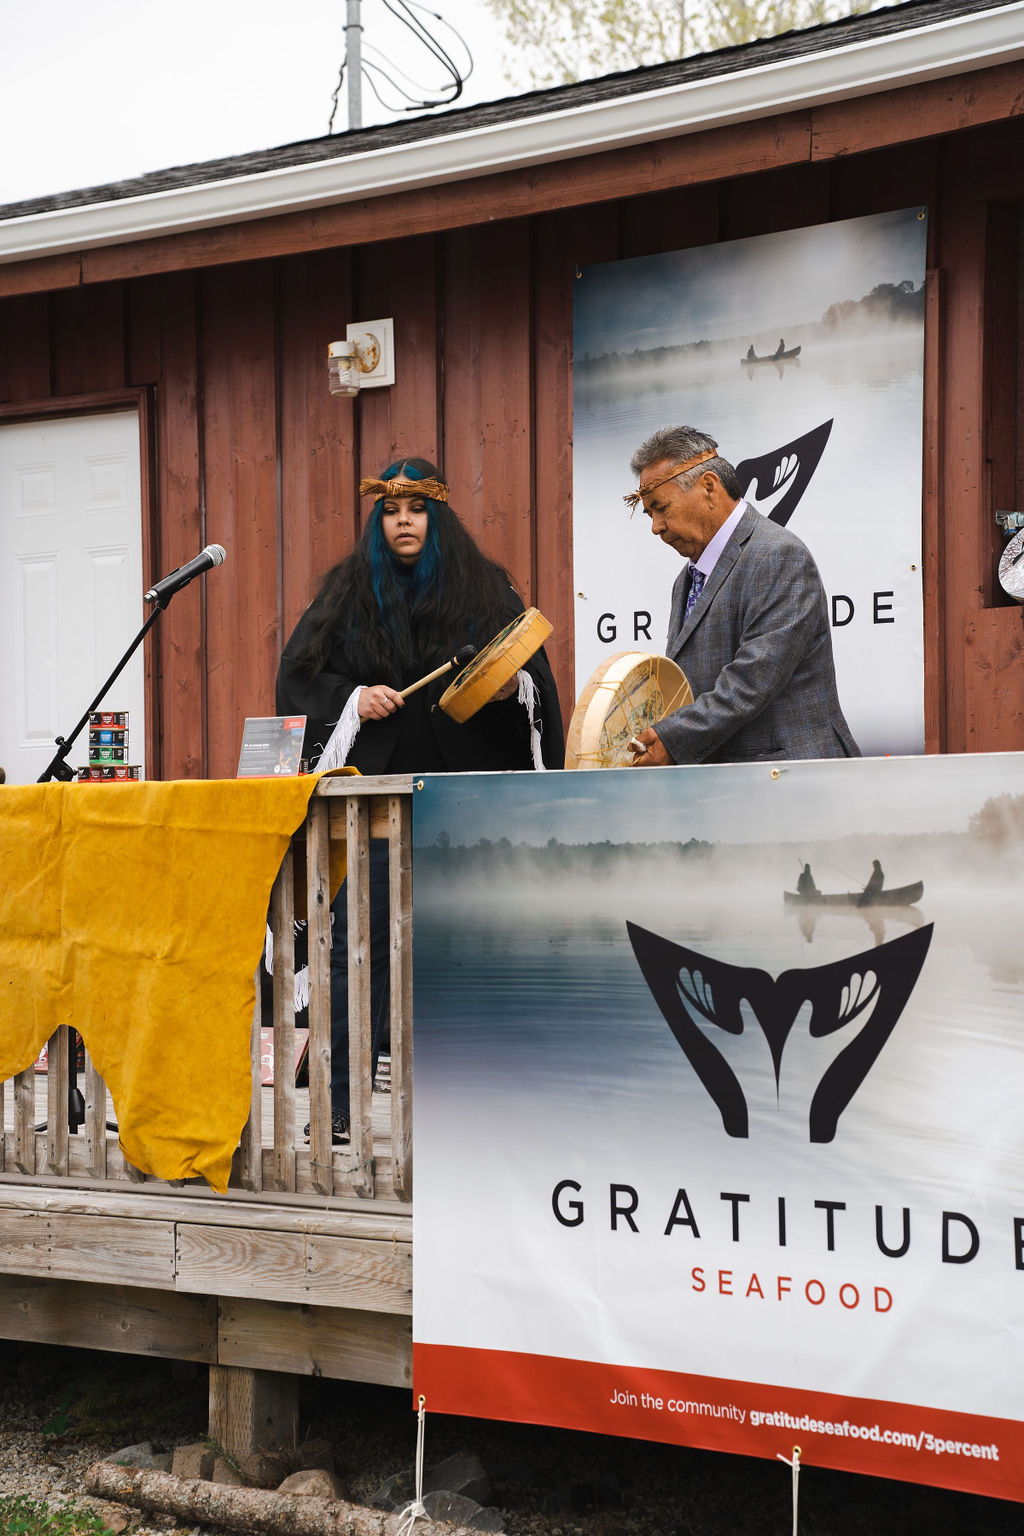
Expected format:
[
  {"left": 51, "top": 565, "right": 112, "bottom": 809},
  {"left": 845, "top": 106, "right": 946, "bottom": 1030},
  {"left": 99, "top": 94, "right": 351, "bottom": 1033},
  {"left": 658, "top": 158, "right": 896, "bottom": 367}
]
[{"left": 0, "top": 411, "right": 146, "bottom": 785}]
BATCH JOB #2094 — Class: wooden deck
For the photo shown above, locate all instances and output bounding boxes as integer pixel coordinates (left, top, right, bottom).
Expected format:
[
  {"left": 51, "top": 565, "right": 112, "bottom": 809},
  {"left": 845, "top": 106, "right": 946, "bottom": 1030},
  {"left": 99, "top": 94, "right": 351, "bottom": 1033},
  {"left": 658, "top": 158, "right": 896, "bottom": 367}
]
[{"left": 0, "top": 777, "right": 415, "bottom": 1453}]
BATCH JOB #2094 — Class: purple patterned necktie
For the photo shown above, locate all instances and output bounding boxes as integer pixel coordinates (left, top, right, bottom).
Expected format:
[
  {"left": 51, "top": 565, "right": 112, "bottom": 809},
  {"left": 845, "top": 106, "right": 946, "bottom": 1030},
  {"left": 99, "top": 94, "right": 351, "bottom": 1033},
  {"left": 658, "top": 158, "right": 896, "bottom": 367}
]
[{"left": 684, "top": 566, "right": 706, "bottom": 622}]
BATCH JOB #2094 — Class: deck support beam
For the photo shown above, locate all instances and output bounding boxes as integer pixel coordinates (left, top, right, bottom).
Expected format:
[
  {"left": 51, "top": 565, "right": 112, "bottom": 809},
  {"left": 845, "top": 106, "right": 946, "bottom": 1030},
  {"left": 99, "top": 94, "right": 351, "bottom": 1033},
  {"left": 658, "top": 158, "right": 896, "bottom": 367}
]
[{"left": 208, "top": 1362, "right": 300, "bottom": 1456}]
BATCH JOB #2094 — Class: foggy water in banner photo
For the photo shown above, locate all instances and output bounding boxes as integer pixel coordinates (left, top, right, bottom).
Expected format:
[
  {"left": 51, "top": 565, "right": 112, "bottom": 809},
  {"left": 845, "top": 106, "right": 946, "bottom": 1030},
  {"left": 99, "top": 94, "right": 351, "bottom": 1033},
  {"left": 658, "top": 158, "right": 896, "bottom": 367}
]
[
  {"left": 413, "top": 761, "right": 1024, "bottom": 1212},
  {"left": 575, "top": 329, "right": 922, "bottom": 468}
]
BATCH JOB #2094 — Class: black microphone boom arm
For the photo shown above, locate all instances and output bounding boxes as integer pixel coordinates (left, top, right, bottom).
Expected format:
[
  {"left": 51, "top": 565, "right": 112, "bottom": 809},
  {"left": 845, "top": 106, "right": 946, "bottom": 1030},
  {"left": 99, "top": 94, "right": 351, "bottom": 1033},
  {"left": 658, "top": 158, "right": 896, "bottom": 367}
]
[{"left": 37, "top": 544, "right": 227, "bottom": 783}]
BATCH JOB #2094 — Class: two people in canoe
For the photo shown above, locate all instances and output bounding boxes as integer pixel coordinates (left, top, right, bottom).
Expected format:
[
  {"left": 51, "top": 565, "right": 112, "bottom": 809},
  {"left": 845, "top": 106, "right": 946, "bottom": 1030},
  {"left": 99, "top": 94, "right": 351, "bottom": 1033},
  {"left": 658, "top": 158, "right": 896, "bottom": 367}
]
[
  {"left": 797, "top": 858, "right": 885, "bottom": 898},
  {"left": 743, "top": 339, "right": 801, "bottom": 363},
  {"left": 744, "top": 339, "right": 788, "bottom": 361}
]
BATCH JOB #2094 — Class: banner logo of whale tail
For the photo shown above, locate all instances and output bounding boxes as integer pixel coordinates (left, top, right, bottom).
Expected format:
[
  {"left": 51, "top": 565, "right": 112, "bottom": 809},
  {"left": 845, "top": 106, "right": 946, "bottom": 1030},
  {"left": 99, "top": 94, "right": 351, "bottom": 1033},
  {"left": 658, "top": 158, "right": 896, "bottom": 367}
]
[
  {"left": 626, "top": 921, "right": 933, "bottom": 1142},
  {"left": 734, "top": 419, "right": 833, "bottom": 528}
]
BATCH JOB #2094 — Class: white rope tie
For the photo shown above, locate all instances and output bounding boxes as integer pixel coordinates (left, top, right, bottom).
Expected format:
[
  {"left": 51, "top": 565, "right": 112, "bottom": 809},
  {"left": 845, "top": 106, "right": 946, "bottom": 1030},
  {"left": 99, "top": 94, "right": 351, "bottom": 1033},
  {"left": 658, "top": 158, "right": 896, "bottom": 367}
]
[
  {"left": 396, "top": 1395, "right": 429, "bottom": 1536},
  {"left": 516, "top": 669, "right": 545, "bottom": 770},
  {"left": 776, "top": 1446, "right": 801, "bottom": 1536},
  {"left": 317, "top": 687, "right": 363, "bottom": 772}
]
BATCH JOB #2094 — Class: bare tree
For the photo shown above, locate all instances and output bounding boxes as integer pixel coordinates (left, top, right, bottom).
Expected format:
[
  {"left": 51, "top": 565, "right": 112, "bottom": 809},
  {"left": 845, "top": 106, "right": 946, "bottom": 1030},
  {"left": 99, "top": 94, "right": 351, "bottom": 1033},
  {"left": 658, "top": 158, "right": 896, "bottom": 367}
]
[{"left": 486, "top": 0, "right": 873, "bottom": 89}]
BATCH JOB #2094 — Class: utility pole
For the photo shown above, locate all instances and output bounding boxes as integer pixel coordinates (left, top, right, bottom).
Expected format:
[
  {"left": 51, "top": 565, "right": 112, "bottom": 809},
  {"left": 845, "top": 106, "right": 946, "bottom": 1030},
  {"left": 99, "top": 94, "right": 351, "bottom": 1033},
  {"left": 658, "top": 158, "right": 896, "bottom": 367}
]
[{"left": 345, "top": 0, "right": 363, "bottom": 130}]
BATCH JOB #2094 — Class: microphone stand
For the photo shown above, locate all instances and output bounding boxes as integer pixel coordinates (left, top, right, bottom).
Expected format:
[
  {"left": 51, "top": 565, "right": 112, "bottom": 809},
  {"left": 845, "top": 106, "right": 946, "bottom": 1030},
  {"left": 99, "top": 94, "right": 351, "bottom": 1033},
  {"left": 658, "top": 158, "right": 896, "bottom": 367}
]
[
  {"left": 35, "top": 592, "right": 172, "bottom": 1134},
  {"left": 37, "top": 602, "right": 165, "bottom": 785}
]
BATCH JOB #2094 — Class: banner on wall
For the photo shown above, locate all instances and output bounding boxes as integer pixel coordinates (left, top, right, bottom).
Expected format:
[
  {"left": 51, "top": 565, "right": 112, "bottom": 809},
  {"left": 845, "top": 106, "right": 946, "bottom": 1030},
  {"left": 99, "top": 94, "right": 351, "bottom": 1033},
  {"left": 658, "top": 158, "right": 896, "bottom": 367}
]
[
  {"left": 412, "top": 755, "right": 1024, "bottom": 1501},
  {"left": 572, "top": 208, "right": 928, "bottom": 758}
]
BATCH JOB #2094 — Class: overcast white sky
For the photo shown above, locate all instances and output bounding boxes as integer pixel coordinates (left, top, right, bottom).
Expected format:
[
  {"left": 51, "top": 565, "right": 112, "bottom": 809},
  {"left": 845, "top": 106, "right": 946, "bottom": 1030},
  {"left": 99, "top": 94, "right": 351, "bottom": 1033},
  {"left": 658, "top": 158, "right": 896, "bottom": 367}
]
[{"left": 0, "top": 0, "right": 522, "bottom": 206}]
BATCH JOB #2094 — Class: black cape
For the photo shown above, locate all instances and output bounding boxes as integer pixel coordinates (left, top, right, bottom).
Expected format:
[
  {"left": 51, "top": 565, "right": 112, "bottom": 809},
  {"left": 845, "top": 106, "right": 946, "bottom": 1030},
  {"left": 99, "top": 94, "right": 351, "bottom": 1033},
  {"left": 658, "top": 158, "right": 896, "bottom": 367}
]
[{"left": 276, "top": 588, "right": 565, "bottom": 774}]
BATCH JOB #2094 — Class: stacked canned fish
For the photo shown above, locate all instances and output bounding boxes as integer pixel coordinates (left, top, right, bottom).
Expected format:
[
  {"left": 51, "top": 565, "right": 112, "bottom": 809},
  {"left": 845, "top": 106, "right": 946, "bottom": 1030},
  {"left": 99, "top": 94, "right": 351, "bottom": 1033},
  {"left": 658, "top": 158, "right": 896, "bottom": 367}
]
[{"left": 76, "top": 711, "right": 141, "bottom": 782}]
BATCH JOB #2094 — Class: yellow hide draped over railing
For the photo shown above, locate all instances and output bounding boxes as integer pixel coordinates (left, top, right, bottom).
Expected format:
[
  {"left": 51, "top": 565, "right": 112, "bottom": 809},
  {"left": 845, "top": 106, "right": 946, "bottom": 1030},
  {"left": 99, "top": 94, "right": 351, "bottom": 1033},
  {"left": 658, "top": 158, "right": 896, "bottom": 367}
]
[{"left": 0, "top": 776, "right": 347, "bottom": 1193}]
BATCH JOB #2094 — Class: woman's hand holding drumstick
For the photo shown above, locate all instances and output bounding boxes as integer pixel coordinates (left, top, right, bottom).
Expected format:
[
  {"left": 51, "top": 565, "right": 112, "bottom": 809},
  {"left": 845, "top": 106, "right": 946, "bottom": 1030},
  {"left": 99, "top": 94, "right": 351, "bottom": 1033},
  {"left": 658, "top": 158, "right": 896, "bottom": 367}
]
[
  {"left": 359, "top": 645, "right": 477, "bottom": 720},
  {"left": 358, "top": 685, "right": 405, "bottom": 720}
]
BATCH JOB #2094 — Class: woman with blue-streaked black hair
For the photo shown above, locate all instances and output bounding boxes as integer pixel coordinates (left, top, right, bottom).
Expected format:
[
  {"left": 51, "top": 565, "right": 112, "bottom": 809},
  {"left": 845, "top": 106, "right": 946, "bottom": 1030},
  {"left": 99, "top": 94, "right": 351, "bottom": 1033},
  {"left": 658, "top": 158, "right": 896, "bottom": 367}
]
[
  {"left": 276, "top": 455, "right": 564, "bottom": 1140},
  {"left": 277, "top": 456, "right": 563, "bottom": 776}
]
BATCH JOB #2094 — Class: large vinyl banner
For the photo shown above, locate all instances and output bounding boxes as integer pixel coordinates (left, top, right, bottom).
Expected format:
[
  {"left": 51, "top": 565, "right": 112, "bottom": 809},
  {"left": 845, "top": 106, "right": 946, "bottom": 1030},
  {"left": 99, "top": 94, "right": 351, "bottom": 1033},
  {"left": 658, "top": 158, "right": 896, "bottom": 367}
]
[
  {"left": 573, "top": 208, "right": 928, "bottom": 758},
  {"left": 412, "top": 756, "right": 1024, "bottom": 1501}
]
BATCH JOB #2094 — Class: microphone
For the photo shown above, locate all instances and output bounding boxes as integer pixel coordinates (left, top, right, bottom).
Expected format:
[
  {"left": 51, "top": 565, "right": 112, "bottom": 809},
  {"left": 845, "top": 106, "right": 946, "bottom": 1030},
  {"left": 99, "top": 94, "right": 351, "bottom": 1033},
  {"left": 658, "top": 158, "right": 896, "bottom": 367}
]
[{"left": 145, "top": 544, "right": 226, "bottom": 606}]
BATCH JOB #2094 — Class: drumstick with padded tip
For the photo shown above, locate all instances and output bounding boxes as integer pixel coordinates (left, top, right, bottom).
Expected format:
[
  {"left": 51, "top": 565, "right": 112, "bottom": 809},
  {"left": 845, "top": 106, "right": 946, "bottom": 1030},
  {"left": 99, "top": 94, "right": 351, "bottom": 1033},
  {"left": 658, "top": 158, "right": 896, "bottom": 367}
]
[{"left": 399, "top": 644, "right": 476, "bottom": 700}]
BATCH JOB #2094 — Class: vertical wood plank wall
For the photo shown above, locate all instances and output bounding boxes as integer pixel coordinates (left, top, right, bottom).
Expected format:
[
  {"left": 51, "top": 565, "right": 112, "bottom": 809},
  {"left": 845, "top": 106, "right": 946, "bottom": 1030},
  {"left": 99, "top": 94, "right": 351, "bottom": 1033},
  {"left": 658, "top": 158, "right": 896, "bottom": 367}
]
[{"left": 1, "top": 119, "right": 1021, "bottom": 775}]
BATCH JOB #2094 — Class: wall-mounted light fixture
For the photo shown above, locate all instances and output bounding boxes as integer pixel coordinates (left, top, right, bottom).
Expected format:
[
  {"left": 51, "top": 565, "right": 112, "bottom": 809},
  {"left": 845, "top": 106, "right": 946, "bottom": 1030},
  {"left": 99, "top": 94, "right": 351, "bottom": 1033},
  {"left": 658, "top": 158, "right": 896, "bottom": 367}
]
[
  {"left": 327, "top": 340, "right": 360, "bottom": 397},
  {"left": 327, "top": 318, "right": 396, "bottom": 397}
]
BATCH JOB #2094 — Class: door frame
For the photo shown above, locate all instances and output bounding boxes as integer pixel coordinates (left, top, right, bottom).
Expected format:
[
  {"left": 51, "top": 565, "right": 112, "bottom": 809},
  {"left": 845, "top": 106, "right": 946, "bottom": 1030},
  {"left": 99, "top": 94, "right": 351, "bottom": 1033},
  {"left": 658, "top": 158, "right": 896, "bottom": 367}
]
[{"left": 0, "top": 388, "right": 159, "bottom": 778}]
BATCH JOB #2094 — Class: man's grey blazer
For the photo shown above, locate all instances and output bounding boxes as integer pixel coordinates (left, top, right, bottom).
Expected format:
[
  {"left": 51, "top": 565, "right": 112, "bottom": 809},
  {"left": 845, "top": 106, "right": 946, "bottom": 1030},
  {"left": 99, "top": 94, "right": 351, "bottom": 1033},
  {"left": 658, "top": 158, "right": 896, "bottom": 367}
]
[{"left": 656, "top": 504, "right": 860, "bottom": 764}]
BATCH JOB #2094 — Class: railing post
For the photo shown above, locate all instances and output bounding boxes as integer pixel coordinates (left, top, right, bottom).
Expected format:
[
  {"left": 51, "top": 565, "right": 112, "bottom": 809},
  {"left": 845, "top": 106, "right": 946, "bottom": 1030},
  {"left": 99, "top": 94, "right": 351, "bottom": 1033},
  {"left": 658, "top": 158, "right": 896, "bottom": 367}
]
[
  {"left": 237, "top": 969, "right": 264, "bottom": 1192},
  {"left": 270, "top": 847, "right": 297, "bottom": 1192},
  {"left": 306, "top": 797, "right": 334, "bottom": 1197},
  {"left": 44, "top": 1025, "right": 70, "bottom": 1178},
  {"left": 84, "top": 1044, "right": 108, "bottom": 1181},
  {"left": 13, "top": 1064, "right": 35, "bottom": 1176},
  {"left": 346, "top": 796, "right": 375, "bottom": 1198}
]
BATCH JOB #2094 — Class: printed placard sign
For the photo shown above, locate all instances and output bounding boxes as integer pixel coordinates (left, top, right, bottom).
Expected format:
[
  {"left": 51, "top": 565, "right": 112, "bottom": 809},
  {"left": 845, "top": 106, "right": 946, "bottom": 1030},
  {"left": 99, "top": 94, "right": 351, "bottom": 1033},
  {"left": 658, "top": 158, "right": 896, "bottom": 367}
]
[
  {"left": 412, "top": 756, "right": 1024, "bottom": 1500},
  {"left": 236, "top": 715, "right": 306, "bottom": 777}
]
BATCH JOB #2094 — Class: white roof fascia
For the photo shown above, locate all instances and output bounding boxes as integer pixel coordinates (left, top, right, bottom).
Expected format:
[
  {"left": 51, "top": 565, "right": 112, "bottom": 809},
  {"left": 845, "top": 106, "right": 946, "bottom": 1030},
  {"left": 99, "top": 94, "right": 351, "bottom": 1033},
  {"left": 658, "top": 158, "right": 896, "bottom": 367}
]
[{"left": 2, "top": 1, "right": 1023, "bottom": 264}]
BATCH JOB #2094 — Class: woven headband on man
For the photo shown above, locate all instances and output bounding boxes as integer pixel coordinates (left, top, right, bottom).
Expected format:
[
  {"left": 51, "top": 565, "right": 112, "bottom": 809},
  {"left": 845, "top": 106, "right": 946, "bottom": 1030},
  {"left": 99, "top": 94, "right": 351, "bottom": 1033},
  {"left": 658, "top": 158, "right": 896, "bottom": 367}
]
[
  {"left": 359, "top": 476, "right": 450, "bottom": 504},
  {"left": 623, "top": 450, "right": 717, "bottom": 511}
]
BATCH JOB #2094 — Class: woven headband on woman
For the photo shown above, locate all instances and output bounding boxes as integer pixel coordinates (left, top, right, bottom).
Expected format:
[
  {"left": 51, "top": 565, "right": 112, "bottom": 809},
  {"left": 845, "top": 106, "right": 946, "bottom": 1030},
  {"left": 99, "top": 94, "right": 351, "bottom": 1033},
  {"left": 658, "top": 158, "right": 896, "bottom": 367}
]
[
  {"left": 623, "top": 450, "right": 716, "bottom": 511},
  {"left": 359, "top": 476, "right": 450, "bottom": 504}
]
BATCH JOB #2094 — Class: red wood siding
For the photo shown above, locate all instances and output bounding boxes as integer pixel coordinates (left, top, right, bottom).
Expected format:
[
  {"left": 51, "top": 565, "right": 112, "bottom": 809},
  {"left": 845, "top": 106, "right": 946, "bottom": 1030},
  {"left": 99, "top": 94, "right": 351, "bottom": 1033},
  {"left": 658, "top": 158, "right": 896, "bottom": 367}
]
[
  {"left": 0, "top": 291, "right": 51, "bottom": 399},
  {"left": 442, "top": 222, "right": 533, "bottom": 586},
  {"left": 154, "top": 273, "right": 205, "bottom": 779},
  {"left": 51, "top": 282, "right": 125, "bottom": 396},
  {"left": 279, "top": 248, "right": 358, "bottom": 635},
  {"left": 355, "top": 235, "right": 441, "bottom": 482},
  {"left": 201, "top": 263, "right": 280, "bottom": 776}
]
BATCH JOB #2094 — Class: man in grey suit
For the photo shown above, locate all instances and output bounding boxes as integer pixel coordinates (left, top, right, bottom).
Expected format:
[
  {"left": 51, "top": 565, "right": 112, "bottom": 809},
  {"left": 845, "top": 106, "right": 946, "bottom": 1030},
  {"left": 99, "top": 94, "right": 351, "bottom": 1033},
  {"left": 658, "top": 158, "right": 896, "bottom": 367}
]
[{"left": 626, "top": 425, "right": 860, "bottom": 766}]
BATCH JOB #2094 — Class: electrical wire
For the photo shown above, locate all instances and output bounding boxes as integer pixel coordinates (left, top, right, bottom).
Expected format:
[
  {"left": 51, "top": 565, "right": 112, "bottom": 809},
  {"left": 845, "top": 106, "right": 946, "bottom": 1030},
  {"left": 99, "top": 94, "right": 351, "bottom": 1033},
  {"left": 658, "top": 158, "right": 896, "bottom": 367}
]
[
  {"left": 360, "top": 56, "right": 433, "bottom": 112},
  {"left": 328, "top": 61, "right": 346, "bottom": 134},
  {"left": 328, "top": 0, "right": 474, "bottom": 130},
  {"left": 362, "top": 38, "right": 453, "bottom": 97},
  {"left": 382, "top": 0, "right": 473, "bottom": 102},
  {"left": 386, "top": 0, "right": 471, "bottom": 82}
]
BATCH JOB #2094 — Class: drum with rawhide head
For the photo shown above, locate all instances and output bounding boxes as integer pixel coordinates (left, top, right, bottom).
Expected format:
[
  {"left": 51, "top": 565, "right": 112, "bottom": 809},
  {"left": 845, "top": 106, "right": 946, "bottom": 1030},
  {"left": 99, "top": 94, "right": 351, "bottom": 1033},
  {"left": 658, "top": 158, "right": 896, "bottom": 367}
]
[
  {"left": 565, "top": 651, "right": 693, "bottom": 769},
  {"left": 438, "top": 607, "right": 553, "bottom": 722}
]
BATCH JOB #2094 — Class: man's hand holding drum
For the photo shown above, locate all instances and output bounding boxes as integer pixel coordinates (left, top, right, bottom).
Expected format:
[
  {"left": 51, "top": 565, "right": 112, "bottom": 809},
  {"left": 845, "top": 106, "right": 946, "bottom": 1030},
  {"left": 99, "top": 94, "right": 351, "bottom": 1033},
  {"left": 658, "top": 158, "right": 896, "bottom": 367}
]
[{"left": 628, "top": 727, "right": 672, "bottom": 766}]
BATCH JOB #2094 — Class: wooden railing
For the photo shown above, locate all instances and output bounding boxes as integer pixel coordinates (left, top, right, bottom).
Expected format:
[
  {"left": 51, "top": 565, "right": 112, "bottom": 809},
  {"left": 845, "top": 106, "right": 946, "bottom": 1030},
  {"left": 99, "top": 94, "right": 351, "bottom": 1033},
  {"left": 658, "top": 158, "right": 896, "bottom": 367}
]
[{"left": 0, "top": 776, "right": 414, "bottom": 1206}]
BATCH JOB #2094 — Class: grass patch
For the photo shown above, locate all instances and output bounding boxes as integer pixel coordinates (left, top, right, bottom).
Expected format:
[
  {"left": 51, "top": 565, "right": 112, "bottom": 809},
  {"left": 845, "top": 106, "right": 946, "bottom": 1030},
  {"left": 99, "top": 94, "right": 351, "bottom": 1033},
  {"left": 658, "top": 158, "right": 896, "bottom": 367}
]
[{"left": 0, "top": 1495, "right": 114, "bottom": 1536}]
